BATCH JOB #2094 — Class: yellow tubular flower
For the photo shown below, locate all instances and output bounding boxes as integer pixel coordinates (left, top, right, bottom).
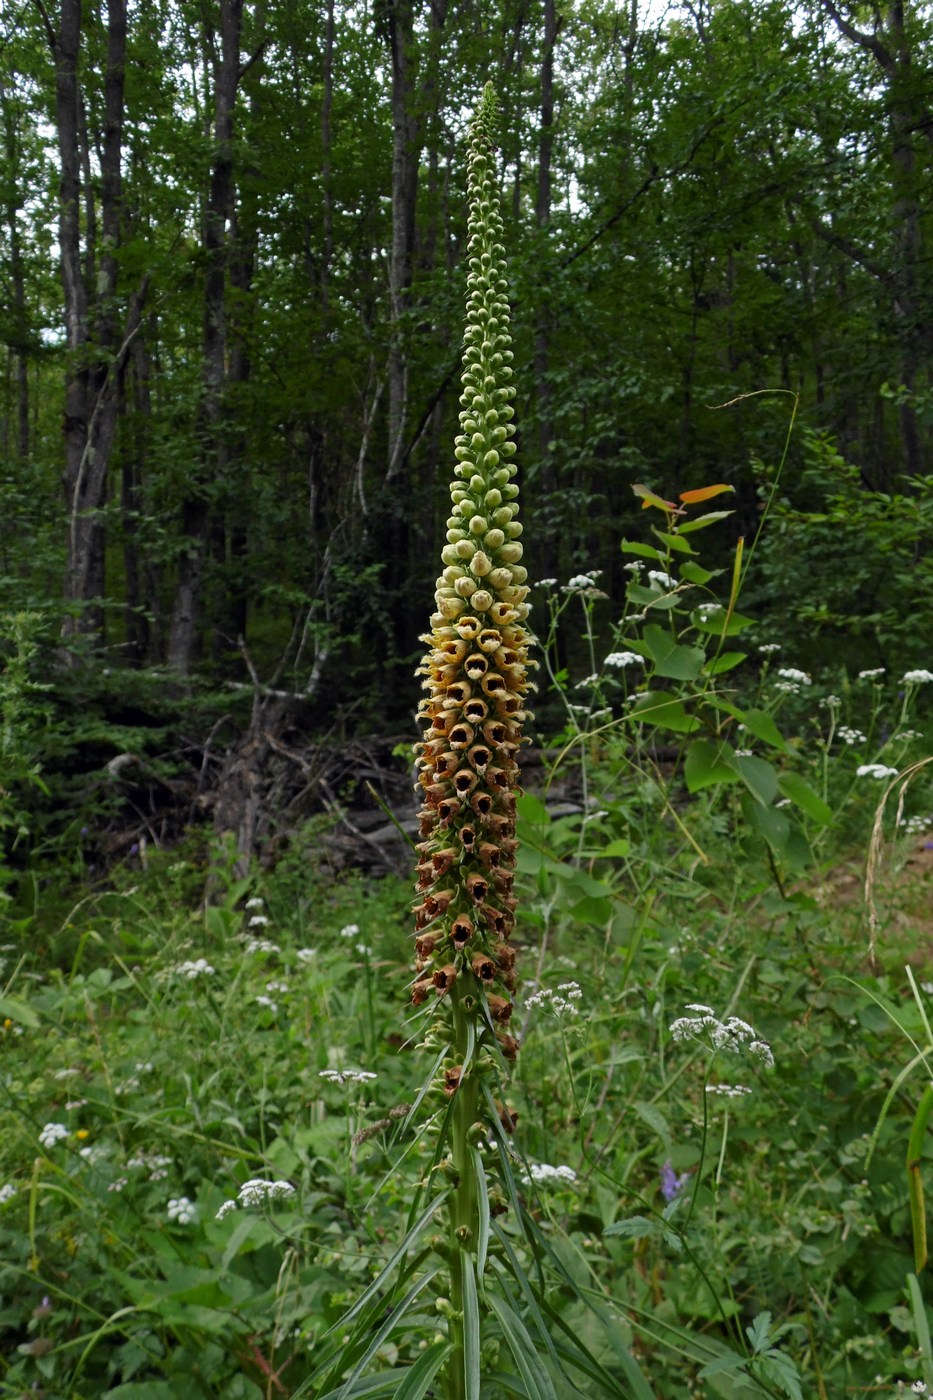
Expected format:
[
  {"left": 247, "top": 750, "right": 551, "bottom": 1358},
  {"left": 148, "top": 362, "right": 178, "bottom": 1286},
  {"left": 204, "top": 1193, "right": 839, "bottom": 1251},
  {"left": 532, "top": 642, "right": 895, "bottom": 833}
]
[{"left": 413, "top": 83, "right": 532, "bottom": 1043}]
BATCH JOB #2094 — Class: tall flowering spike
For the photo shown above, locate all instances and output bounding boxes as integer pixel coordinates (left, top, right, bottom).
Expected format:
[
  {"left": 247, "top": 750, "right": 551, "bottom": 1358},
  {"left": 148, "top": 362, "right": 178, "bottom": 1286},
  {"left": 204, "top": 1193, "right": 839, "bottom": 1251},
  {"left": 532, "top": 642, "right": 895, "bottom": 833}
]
[{"left": 413, "top": 83, "right": 531, "bottom": 1039}]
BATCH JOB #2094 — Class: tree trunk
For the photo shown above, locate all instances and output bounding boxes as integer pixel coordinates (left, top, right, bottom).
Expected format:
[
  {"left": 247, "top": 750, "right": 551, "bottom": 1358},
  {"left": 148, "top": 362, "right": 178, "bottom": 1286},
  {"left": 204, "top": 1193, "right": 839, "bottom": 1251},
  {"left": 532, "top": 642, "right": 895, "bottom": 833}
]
[
  {"left": 385, "top": 0, "right": 418, "bottom": 485},
  {"left": 533, "top": 0, "right": 559, "bottom": 577},
  {"left": 0, "top": 77, "right": 30, "bottom": 462},
  {"left": 820, "top": 0, "right": 928, "bottom": 475},
  {"left": 168, "top": 0, "right": 243, "bottom": 674},
  {"left": 43, "top": 0, "right": 137, "bottom": 645},
  {"left": 320, "top": 0, "right": 334, "bottom": 313},
  {"left": 124, "top": 332, "right": 153, "bottom": 661}
]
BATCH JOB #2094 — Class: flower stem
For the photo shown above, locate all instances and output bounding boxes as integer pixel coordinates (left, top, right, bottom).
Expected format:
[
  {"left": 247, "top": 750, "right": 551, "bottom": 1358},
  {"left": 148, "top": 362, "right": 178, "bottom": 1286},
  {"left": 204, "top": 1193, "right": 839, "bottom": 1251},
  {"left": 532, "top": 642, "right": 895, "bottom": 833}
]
[{"left": 446, "top": 989, "right": 479, "bottom": 1400}]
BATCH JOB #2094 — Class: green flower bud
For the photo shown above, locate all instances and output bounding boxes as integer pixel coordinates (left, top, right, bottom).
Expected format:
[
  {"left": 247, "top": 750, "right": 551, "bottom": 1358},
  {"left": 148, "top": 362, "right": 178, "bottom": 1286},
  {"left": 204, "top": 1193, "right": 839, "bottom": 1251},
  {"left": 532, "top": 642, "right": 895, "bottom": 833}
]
[
  {"left": 499, "top": 542, "right": 523, "bottom": 563},
  {"left": 471, "top": 551, "right": 492, "bottom": 577},
  {"left": 471, "top": 589, "right": 493, "bottom": 612},
  {"left": 468, "top": 516, "right": 488, "bottom": 536},
  {"left": 484, "top": 528, "right": 505, "bottom": 550}
]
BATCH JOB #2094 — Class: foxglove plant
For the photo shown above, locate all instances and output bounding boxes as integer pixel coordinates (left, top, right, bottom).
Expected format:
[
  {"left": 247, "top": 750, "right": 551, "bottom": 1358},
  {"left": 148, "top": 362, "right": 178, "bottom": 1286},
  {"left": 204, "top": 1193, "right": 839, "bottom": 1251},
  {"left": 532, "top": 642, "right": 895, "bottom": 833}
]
[
  {"left": 412, "top": 91, "right": 529, "bottom": 1077},
  {"left": 303, "top": 87, "right": 651, "bottom": 1400},
  {"left": 410, "top": 81, "right": 531, "bottom": 1398}
]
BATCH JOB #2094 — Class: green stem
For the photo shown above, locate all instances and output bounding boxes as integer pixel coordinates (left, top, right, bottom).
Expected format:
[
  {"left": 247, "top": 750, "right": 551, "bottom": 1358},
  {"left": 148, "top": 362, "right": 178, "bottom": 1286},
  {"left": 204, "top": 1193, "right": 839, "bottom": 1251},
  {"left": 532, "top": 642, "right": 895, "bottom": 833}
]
[{"left": 445, "top": 987, "right": 480, "bottom": 1400}]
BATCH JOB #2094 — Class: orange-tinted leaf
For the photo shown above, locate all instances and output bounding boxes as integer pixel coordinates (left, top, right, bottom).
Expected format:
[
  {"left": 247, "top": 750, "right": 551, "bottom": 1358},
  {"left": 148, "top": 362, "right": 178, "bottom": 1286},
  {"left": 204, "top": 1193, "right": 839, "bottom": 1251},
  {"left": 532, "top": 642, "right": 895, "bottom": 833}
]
[
  {"left": 678, "top": 483, "right": 734, "bottom": 505},
  {"left": 633, "top": 483, "right": 679, "bottom": 512}
]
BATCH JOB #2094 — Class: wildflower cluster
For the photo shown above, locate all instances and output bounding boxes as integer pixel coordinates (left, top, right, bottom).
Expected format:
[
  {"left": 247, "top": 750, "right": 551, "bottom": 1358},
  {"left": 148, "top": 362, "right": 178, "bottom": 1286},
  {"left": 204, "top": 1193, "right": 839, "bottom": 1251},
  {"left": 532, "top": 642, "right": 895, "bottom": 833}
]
[
  {"left": 38, "top": 1122, "right": 69, "bottom": 1150},
  {"left": 564, "top": 571, "right": 602, "bottom": 593},
  {"left": 521, "top": 1162, "right": 578, "bottom": 1187},
  {"left": 215, "top": 1178, "right": 296, "bottom": 1220},
  {"left": 174, "top": 958, "right": 215, "bottom": 979},
  {"left": 166, "top": 1196, "right": 196, "bottom": 1225},
  {"left": 774, "top": 666, "right": 812, "bottom": 695},
  {"left": 525, "top": 982, "right": 584, "bottom": 1018},
  {"left": 318, "top": 1068, "right": 377, "bottom": 1087},
  {"left": 856, "top": 763, "right": 899, "bottom": 780},
  {"left": 669, "top": 1004, "right": 775, "bottom": 1067},
  {"left": 127, "top": 1150, "right": 172, "bottom": 1182},
  {"left": 412, "top": 85, "right": 531, "bottom": 1082}
]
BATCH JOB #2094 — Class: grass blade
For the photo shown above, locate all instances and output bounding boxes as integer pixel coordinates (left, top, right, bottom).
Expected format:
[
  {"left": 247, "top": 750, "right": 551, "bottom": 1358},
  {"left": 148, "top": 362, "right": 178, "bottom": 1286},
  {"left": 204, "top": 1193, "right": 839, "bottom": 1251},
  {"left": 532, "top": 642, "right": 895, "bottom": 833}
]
[
  {"left": 322, "top": 1189, "right": 448, "bottom": 1339},
  {"left": 472, "top": 1145, "right": 490, "bottom": 1279},
  {"left": 488, "top": 1293, "right": 558, "bottom": 1400},
  {"left": 908, "top": 1272, "right": 933, "bottom": 1390},
  {"left": 508, "top": 1215, "right": 655, "bottom": 1400},
  {"left": 394, "top": 1341, "right": 452, "bottom": 1400},
  {"left": 336, "top": 1266, "right": 441, "bottom": 1400},
  {"left": 908, "top": 1085, "right": 933, "bottom": 1272},
  {"left": 463, "top": 1253, "right": 481, "bottom": 1400}
]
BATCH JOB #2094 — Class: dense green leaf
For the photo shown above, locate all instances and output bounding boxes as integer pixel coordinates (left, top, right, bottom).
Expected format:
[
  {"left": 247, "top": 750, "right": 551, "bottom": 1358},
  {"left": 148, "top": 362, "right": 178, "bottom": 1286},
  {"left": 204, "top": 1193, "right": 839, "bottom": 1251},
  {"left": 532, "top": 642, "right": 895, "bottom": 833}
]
[
  {"left": 0, "top": 996, "right": 38, "bottom": 1028},
  {"left": 630, "top": 692, "right": 701, "bottom": 733},
  {"left": 702, "top": 650, "right": 747, "bottom": 675},
  {"left": 731, "top": 753, "right": 780, "bottom": 807},
  {"left": 603, "top": 1215, "right": 655, "bottom": 1241},
  {"left": 679, "top": 560, "right": 717, "bottom": 584},
  {"left": 621, "top": 540, "right": 664, "bottom": 561},
  {"left": 714, "top": 702, "right": 789, "bottom": 752},
  {"left": 684, "top": 739, "right": 741, "bottom": 792},
  {"left": 777, "top": 772, "right": 833, "bottom": 826},
  {"left": 675, "top": 510, "right": 735, "bottom": 535},
  {"left": 639, "top": 623, "right": 706, "bottom": 680}
]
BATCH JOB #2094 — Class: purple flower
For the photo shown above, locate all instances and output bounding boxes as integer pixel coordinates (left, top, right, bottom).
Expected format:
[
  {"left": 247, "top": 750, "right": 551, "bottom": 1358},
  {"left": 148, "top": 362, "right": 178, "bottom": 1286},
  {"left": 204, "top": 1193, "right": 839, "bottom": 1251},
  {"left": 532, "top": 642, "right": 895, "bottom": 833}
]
[
  {"left": 660, "top": 1160, "right": 687, "bottom": 1202},
  {"left": 129, "top": 842, "right": 139, "bottom": 855}
]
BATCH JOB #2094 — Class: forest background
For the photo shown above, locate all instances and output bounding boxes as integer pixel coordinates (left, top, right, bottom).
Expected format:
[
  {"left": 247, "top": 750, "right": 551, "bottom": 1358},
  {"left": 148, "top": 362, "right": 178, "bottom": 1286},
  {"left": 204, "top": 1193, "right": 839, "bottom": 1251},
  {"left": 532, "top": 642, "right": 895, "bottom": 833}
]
[{"left": 2, "top": 4, "right": 933, "bottom": 1397}]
